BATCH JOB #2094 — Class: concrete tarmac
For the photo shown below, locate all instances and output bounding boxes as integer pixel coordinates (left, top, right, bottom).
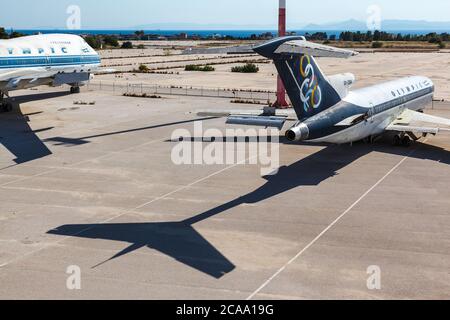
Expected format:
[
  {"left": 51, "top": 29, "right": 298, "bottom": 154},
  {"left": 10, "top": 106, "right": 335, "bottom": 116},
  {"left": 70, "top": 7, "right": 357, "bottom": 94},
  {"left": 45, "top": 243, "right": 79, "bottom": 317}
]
[{"left": 0, "top": 88, "right": 449, "bottom": 299}]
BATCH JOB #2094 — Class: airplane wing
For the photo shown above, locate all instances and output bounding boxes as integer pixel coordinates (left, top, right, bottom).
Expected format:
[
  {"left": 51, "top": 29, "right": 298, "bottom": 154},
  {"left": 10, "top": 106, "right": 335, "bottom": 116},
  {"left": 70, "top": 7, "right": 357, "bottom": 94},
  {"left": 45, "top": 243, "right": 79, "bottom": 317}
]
[
  {"left": 0, "top": 68, "right": 58, "bottom": 91},
  {"left": 386, "top": 109, "right": 450, "bottom": 135},
  {"left": 0, "top": 68, "right": 51, "bottom": 82}
]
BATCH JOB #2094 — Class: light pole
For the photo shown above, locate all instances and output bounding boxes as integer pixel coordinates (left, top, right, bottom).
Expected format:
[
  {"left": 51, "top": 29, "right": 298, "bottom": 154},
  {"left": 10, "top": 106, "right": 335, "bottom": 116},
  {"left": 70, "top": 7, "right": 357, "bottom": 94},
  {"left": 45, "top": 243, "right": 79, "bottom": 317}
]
[{"left": 275, "top": 0, "right": 289, "bottom": 108}]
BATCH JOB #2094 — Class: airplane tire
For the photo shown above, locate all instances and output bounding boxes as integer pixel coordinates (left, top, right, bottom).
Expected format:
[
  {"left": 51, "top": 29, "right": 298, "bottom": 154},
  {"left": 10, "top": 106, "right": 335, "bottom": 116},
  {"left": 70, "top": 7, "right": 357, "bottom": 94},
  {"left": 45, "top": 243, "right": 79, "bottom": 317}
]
[
  {"left": 70, "top": 87, "right": 80, "bottom": 94},
  {"left": 402, "top": 136, "right": 411, "bottom": 147},
  {"left": 1, "top": 102, "right": 13, "bottom": 113},
  {"left": 393, "top": 135, "right": 401, "bottom": 146}
]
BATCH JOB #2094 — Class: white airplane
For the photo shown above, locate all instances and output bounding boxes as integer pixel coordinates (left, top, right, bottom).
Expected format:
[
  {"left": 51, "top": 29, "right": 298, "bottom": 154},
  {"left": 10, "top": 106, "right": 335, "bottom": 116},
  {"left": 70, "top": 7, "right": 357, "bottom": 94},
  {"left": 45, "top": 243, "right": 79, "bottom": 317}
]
[
  {"left": 0, "top": 33, "right": 101, "bottom": 112},
  {"left": 195, "top": 36, "right": 450, "bottom": 146}
]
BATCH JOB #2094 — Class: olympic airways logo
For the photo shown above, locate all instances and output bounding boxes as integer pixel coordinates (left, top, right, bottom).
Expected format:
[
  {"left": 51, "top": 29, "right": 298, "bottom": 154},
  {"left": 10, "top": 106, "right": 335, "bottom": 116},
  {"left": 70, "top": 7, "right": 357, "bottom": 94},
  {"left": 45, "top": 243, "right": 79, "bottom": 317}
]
[{"left": 299, "top": 55, "right": 322, "bottom": 112}]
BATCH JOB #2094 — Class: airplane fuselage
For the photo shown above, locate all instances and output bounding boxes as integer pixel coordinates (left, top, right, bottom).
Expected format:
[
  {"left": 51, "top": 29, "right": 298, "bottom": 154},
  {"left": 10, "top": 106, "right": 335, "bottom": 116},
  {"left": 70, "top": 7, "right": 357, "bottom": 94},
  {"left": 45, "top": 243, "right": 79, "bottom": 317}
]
[
  {"left": 0, "top": 34, "right": 100, "bottom": 93},
  {"left": 293, "top": 76, "right": 434, "bottom": 144}
]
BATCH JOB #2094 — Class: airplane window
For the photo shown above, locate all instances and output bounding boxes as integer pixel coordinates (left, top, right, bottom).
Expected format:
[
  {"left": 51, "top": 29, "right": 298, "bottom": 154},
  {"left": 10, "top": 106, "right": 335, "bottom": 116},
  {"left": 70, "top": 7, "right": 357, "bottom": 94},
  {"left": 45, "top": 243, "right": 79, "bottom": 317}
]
[
  {"left": 407, "top": 87, "right": 410, "bottom": 92},
  {"left": 22, "top": 48, "right": 32, "bottom": 54},
  {"left": 391, "top": 91, "right": 396, "bottom": 97}
]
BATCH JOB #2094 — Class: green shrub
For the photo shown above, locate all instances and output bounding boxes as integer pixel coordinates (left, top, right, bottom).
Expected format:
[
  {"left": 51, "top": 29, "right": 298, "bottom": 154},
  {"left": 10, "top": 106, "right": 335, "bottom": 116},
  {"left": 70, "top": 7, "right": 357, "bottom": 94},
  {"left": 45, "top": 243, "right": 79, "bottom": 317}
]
[
  {"left": 438, "top": 41, "right": 446, "bottom": 49},
  {"left": 103, "top": 35, "right": 119, "bottom": 47},
  {"left": 0, "top": 27, "right": 8, "bottom": 39},
  {"left": 185, "top": 65, "right": 215, "bottom": 72},
  {"left": 121, "top": 41, "right": 133, "bottom": 49},
  {"left": 372, "top": 41, "right": 384, "bottom": 48},
  {"left": 138, "top": 64, "right": 149, "bottom": 72},
  {"left": 84, "top": 36, "right": 102, "bottom": 49},
  {"left": 231, "top": 63, "right": 260, "bottom": 73}
]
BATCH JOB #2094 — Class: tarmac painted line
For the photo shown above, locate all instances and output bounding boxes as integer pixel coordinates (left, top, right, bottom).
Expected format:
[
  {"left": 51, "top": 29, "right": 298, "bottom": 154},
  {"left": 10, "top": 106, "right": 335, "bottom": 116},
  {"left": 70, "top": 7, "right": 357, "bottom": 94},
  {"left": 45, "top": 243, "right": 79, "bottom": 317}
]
[{"left": 246, "top": 143, "right": 423, "bottom": 300}]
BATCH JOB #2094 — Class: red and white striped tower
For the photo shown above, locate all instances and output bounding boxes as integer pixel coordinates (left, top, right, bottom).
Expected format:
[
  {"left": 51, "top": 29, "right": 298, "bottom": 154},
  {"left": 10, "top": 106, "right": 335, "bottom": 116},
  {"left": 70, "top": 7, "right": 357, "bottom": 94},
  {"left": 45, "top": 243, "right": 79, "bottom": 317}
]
[{"left": 275, "top": 0, "right": 289, "bottom": 108}]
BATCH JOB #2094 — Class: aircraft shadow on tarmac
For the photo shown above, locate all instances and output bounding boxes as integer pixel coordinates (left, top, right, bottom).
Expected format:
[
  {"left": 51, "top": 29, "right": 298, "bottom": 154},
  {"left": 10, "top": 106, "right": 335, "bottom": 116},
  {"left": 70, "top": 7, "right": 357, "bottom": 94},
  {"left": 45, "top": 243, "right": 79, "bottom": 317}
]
[
  {"left": 44, "top": 117, "right": 218, "bottom": 146},
  {"left": 47, "top": 139, "right": 449, "bottom": 278},
  {"left": 0, "top": 92, "right": 71, "bottom": 166}
]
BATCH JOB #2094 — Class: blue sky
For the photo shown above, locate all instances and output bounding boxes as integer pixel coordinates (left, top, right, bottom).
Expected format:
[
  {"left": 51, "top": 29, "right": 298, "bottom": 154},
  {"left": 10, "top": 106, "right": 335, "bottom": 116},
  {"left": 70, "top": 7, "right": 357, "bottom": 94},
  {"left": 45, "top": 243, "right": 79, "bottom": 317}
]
[{"left": 1, "top": 0, "right": 450, "bottom": 29}]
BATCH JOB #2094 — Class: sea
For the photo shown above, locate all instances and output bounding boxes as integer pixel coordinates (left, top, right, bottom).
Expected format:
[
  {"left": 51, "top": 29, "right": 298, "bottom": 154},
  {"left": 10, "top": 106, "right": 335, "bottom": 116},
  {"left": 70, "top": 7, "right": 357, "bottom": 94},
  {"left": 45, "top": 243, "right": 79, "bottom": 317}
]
[{"left": 13, "top": 29, "right": 450, "bottom": 38}]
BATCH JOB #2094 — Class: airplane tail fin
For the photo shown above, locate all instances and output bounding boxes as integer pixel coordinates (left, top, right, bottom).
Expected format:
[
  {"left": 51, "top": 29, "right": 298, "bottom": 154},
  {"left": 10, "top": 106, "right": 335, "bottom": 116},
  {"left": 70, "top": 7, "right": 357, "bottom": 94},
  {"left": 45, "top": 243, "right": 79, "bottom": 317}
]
[{"left": 253, "top": 37, "right": 357, "bottom": 120}]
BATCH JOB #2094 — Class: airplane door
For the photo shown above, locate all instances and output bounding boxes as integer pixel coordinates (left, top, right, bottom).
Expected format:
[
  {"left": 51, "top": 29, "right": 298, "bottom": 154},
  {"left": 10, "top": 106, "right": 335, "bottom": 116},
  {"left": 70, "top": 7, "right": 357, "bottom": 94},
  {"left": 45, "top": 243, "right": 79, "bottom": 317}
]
[
  {"left": 368, "top": 103, "right": 375, "bottom": 123},
  {"left": 45, "top": 51, "right": 51, "bottom": 71}
]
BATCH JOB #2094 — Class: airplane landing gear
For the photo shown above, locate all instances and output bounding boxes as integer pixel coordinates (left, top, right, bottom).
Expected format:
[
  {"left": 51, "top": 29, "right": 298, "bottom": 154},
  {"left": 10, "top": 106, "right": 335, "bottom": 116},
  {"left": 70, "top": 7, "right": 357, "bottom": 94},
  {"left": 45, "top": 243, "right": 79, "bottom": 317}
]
[
  {"left": 393, "top": 134, "right": 411, "bottom": 147},
  {"left": 363, "top": 135, "right": 379, "bottom": 144},
  {"left": 0, "top": 92, "right": 13, "bottom": 113},
  {"left": 70, "top": 86, "right": 81, "bottom": 94},
  {"left": 1, "top": 102, "right": 13, "bottom": 113}
]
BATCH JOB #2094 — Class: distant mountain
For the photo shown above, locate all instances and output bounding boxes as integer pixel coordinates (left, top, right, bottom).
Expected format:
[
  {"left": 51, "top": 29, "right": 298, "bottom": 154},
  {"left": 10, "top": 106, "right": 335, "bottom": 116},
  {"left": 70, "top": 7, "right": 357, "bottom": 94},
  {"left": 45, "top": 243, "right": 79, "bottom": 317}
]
[{"left": 303, "top": 19, "right": 450, "bottom": 31}]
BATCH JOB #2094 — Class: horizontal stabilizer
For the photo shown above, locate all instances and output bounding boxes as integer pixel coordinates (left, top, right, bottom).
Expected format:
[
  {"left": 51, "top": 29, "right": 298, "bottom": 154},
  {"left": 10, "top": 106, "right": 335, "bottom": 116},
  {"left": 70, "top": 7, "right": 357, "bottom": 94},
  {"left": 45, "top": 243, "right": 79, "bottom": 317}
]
[
  {"left": 226, "top": 115, "right": 287, "bottom": 129},
  {"left": 274, "top": 40, "right": 358, "bottom": 58}
]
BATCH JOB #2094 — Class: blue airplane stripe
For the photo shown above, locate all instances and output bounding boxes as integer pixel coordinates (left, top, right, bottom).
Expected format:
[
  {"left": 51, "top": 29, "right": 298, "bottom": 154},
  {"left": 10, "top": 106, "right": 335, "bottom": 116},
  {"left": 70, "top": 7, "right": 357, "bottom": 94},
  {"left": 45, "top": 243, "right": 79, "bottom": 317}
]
[
  {"left": 0, "top": 61, "right": 101, "bottom": 69},
  {"left": 0, "top": 55, "right": 99, "bottom": 59},
  {"left": 0, "top": 55, "right": 101, "bottom": 68}
]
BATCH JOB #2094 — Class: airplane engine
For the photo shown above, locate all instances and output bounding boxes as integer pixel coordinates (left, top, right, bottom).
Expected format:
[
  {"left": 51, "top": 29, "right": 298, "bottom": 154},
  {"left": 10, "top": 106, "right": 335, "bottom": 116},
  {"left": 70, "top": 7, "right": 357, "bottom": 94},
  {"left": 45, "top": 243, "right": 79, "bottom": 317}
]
[
  {"left": 285, "top": 123, "right": 309, "bottom": 142},
  {"left": 328, "top": 73, "right": 356, "bottom": 98},
  {"left": 52, "top": 72, "right": 90, "bottom": 87}
]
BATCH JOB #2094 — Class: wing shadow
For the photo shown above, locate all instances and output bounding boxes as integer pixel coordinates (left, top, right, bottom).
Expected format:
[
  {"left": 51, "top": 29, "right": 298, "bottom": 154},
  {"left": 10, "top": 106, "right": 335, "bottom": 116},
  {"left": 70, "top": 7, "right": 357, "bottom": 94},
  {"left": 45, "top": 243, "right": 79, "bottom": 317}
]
[
  {"left": 0, "top": 92, "right": 65, "bottom": 165},
  {"left": 44, "top": 117, "right": 218, "bottom": 146},
  {"left": 48, "top": 221, "right": 234, "bottom": 279}
]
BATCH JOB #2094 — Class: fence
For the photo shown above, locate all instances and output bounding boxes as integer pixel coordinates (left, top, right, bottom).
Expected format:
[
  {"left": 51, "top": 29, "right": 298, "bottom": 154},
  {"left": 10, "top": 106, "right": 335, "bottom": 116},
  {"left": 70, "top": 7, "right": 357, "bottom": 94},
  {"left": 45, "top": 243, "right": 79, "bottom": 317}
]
[
  {"left": 86, "top": 81, "right": 281, "bottom": 102},
  {"left": 431, "top": 99, "right": 450, "bottom": 110},
  {"left": 84, "top": 82, "right": 449, "bottom": 110}
]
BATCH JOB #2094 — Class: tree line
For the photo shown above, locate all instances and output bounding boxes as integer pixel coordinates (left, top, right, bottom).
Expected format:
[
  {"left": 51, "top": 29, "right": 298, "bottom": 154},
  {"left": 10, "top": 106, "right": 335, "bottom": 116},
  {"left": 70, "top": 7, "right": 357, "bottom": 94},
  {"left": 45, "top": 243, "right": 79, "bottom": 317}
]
[
  {"left": 0, "top": 27, "right": 25, "bottom": 39},
  {"left": 305, "top": 31, "right": 449, "bottom": 43}
]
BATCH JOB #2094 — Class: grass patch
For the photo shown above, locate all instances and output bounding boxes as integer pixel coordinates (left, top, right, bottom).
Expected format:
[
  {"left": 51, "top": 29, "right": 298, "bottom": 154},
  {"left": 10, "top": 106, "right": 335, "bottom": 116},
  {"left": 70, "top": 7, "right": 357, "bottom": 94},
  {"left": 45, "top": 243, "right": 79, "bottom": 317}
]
[
  {"left": 231, "top": 63, "right": 260, "bottom": 73},
  {"left": 185, "top": 65, "right": 215, "bottom": 72},
  {"left": 230, "top": 99, "right": 267, "bottom": 105},
  {"left": 372, "top": 41, "right": 384, "bottom": 48},
  {"left": 123, "top": 93, "right": 162, "bottom": 99}
]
